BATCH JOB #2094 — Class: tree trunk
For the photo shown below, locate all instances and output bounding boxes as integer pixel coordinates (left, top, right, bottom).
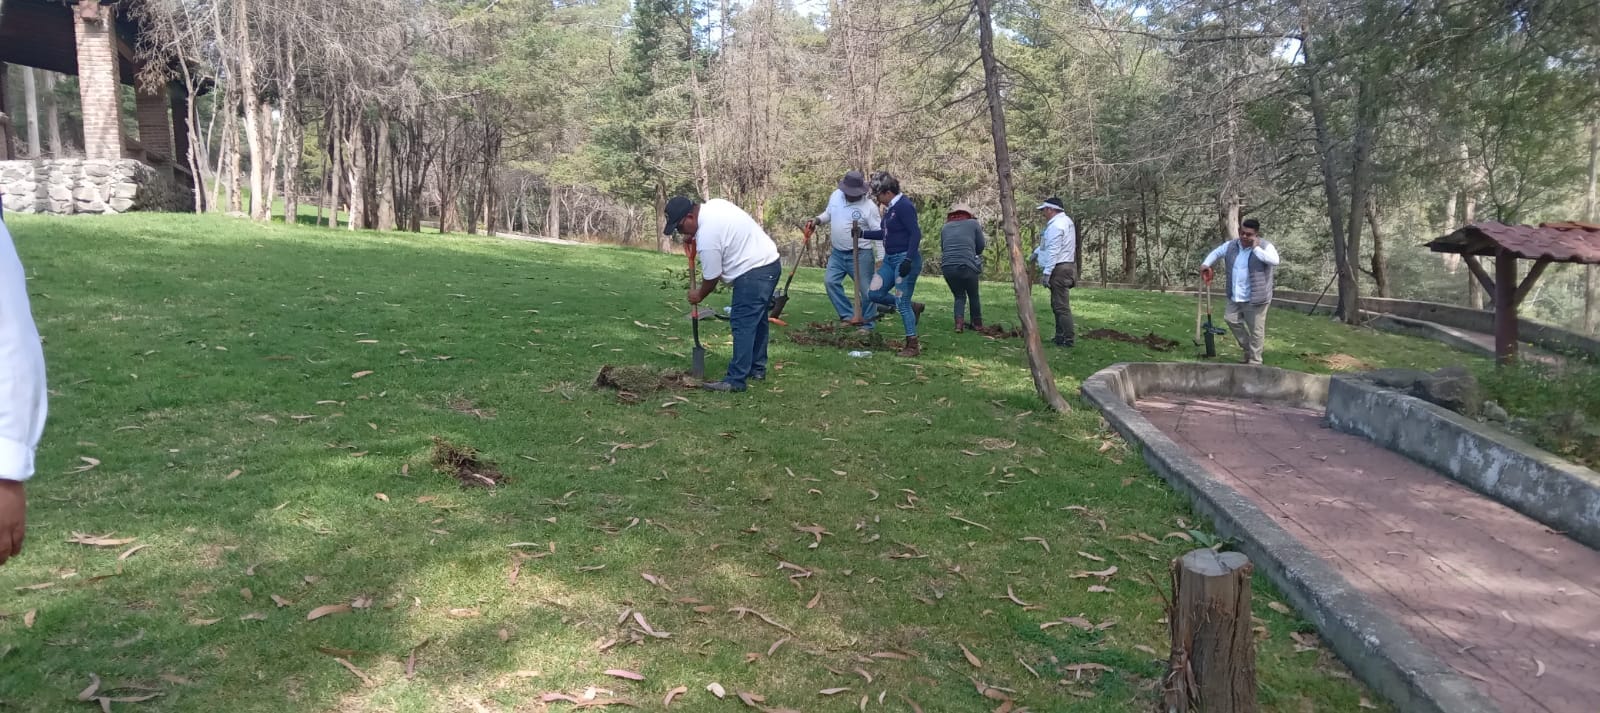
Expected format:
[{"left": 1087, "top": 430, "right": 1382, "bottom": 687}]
[
  {"left": 22, "top": 67, "right": 40, "bottom": 158},
  {"left": 546, "top": 183, "right": 560, "bottom": 238},
  {"left": 1585, "top": 119, "right": 1598, "bottom": 334},
  {"left": 42, "top": 72, "right": 63, "bottom": 156},
  {"left": 1367, "top": 199, "right": 1389, "bottom": 298},
  {"left": 345, "top": 107, "right": 365, "bottom": 231},
  {"left": 975, "top": 0, "right": 1068, "bottom": 413},
  {"left": 1463, "top": 177, "right": 1483, "bottom": 309},
  {"left": 1299, "top": 15, "right": 1350, "bottom": 320},
  {"left": 282, "top": 114, "right": 301, "bottom": 225},
  {"left": 375, "top": 117, "right": 396, "bottom": 231},
  {"left": 1122, "top": 214, "right": 1137, "bottom": 283},
  {"left": 655, "top": 180, "right": 670, "bottom": 252},
  {"left": 327, "top": 106, "right": 343, "bottom": 228},
  {"left": 235, "top": 0, "right": 268, "bottom": 222},
  {"left": 1338, "top": 77, "right": 1379, "bottom": 325},
  {"left": 262, "top": 101, "right": 283, "bottom": 215},
  {"left": 1163, "top": 549, "right": 1259, "bottom": 712}
]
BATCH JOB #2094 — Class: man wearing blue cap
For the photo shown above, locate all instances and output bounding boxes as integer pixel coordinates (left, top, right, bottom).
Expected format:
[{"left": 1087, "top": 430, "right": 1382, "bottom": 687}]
[{"left": 664, "top": 195, "right": 782, "bottom": 393}]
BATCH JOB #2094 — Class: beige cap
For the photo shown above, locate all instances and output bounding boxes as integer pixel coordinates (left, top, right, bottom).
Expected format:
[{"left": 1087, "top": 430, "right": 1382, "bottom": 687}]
[{"left": 948, "top": 203, "right": 976, "bottom": 218}]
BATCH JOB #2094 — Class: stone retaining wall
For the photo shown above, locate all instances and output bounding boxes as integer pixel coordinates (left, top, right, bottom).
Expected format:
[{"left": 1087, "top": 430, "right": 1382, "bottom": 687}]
[
  {"left": 1327, "top": 376, "right": 1600, "bottom": 551},
  {"left": 1275, "top": 289, "right": 1600, "bottom": 359},
  {"left": 0, "top": 159, "right": 185, "bottom": 215}
]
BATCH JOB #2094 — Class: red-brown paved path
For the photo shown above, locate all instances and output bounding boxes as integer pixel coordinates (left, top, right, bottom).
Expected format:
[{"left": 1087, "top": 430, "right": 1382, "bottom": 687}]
[{"left": 1137, "top": 395, "right": 1600, "bottom": 713}]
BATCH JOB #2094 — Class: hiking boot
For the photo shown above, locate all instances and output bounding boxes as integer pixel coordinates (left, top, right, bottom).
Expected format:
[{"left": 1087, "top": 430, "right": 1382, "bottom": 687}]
[
  {"left": 971, "top": 319, "right": 984, "bottom": 330},
  {"left": 897, "top": 336, "right": 921, "bottom": 357},
  {"left": 955, "top": 317, "right": 966, "bottom": 333},
  {"left": 912, "top": 302, "right": 925, "bottom": 324},
  {"left": 701, "top": 380, "right": 746, "bottom": 393}
]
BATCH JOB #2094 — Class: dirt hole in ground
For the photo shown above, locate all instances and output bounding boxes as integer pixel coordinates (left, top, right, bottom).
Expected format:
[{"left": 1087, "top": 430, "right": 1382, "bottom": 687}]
[
  {"left": 788, "top": 321, "right": 903, "bottom": 350},
  {"left": 448, "top": 395, "right": 497, "bottom": 419},
  {"left": 430, "top": 437, "right": 504, "bottom": 488},
  {"left": 594, "top": 365, "right": 700, "bottom": 403},
  {"left": 1083, "top": 328, "right": 1180, "bottom": 352},
  {"left": 1302, "top": 352, "right": 1374, "bottom": 371}
]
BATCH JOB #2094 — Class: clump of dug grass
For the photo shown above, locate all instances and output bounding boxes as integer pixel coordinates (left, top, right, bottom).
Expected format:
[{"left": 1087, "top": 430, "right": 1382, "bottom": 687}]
[
  {"left": 429, "top": 436, "right": 505, "bottom": 488},
  {"left": 594, "top": 364, "right": 700, "bottom": 403}
]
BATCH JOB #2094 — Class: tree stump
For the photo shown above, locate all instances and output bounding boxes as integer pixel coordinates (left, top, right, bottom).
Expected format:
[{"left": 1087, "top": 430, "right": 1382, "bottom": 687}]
[{"left": 1163, "top": 549, "right": 1258, "bottom": 713}]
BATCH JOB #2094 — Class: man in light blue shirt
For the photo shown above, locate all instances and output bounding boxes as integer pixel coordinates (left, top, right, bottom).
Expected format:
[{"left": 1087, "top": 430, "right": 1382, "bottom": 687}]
[
  {"left": 1032, "top": 198, "right": 1077, "bottom": 347},
  {"left": 1200, "top": 218, "right": 1281, "bottom": 364}
]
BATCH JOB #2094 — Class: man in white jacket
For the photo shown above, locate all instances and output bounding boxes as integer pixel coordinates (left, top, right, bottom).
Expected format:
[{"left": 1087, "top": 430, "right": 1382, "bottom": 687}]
[
  {"left": 0, "top": 209, "right": 48, "bottom": 566},
  {"left": 808, "top": 170, "right": 884, "bottom": 329},
  {"left": 1032, "top": 197, "right": 1077, "bottom": 347}
]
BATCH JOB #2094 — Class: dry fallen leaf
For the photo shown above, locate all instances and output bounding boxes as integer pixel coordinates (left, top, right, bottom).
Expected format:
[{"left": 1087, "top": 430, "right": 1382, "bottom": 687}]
[
  {"left": 307, "top": 604, "right": 352, "bottom": 621},
  {"left": 1268, "top": 601, "right": 1292, "bottom": 615},
  {"left": 960, "top": 643, "right": 983, "bottom": 668},
  {"left": 641, "top": 572, "right": 671, "bottom": 590},
  {"left": 806, "top": 590, "right": 822, "bottom": 609},
  {"left": 603, "top": 669, "right": 644, "bottom": 681},
  {"left": 448, "top": 607, "right": 481, "bottom": 619},
  {"left": 67, "top": 532, "right": 136, "bottom": 547},
  {"left": 1087, "top": 585, "right": 1115, "bottom": 593},
  {"left": 23, "top": 609, "right": 37, "bottom": 628},
  {"left": 664, "top": 686, "right": 688, "bottom": 707},
  {"left": 706, "top": 682, "right": 727, "bottom": 698},
  {"left": 117, "top": 544, "right": 148, "bottom": 561},
  {"left": 271, "top": 594, "right": 292, "bottom": 608},
  {"left": 77, "top": 674, "right": 101, "bottom": 701},
  {"left": 225, "top": 469, "right": 242, "bottom": 480},
  {"left": 351, "top": 370, "right": 374, "bottom": 379},
  {"left": 736, "top": 691, "right": 766, "bottom": 706},
  {"left": 240, "top": 612, "right": 268, "bottom": 621},
  {"left": 820, "top": 687, "right": 851, "bottom": 696},
  {"left": 1076, "top": 551, "right": 1106, "bottom": 562},
  {"left": 1019, "top": 536, "right": 1050, "bottom": 552},
  {"left": 1359, "top": 697, "right": 1377, "bottom": 710},
  {"left": 870, "top": 651, "right": 911, "bottom": 661},
  {"left": 374, "top": 493, "right": 389, "bottom": 502},
  {"left": 71, "top": 456, "right": 101, "bottom": 473},
  {"left": 188, "top": 617, "right": 222, "bottom": 626}
]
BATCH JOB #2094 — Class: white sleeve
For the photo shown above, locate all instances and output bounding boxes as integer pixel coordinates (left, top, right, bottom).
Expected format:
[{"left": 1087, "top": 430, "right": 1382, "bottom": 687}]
[
  {"left": 1061, "top": 218, "right": 1077, "bottom": 264},
  {"left": 1201, "top": 243, "right": 1229, "bottom": 267},
  {"left": 1254, "top": 241, "right": 1281, "bottom": 266},
  {"left": 0, "top": 218, "right": 48, "bottom": 482}
]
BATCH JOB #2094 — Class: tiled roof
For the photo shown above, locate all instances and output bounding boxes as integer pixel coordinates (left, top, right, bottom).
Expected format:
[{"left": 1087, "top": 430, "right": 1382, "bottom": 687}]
[{"left": 1425, "top": 221, "right": 1600, "bottom": 263}]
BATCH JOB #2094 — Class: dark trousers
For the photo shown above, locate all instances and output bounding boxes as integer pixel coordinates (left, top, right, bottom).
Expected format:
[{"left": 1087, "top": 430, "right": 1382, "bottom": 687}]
[
  {"left": 725, "top": 260, "right": 782, "bottom": 387},
  {"left": 942, "top": 264, "right": 982, "bottom": 324},
  {"left": 1048, "top": 262, "right": 1076, "bottom": 345}
]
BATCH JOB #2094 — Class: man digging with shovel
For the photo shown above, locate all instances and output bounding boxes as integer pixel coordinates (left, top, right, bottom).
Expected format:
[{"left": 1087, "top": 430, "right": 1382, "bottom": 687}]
[{"left": 667, "top": 196, "right": 783, "bottom": 393}]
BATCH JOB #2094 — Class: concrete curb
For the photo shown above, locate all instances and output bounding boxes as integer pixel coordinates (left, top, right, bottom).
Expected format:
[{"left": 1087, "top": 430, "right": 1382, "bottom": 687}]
[
  {"left": 1328, "top": 377, "right": 1600, "bottom": 551},
  {"left": 1081, "top": 362, "right": 1500, "bottom": 713}
]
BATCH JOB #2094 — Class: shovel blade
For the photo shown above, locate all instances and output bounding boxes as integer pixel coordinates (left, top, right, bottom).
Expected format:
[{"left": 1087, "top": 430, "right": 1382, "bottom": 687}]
[
  {"left": 691, "top": 346, "right": 706, "bottom": 378},
  {"left": 769, "top": 293, "right": 790, "bottom": 319}
]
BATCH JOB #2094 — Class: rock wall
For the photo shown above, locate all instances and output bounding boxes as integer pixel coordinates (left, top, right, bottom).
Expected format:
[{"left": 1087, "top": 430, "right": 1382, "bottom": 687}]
[{"left": 0, "top": 159, "right": 186, "bottom": 215}]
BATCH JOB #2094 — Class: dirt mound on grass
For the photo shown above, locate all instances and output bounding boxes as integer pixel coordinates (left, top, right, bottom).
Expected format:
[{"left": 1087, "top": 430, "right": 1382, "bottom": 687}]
[
  {"left": 1083, "top": 328, "right": 1180, "bottom": 352},
  {"left": 788, "top": 321, "right": 903, "bottom": 350},
  {"left": 1303, "top": 352, "right": 1374, "bottom": 371},
  {"left": 971, "top": 323, "right": 1022, "bottom": 339},
  {"left": 594, "top": 364, "right": 700, "bottom": 403},
  {"left": 429, "top": 437, "right": 504, "bottom": 488}
]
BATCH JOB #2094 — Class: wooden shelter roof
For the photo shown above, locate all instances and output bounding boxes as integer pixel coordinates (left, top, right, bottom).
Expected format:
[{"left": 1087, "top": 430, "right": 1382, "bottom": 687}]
[
  {"left": 0, "top": 0, "right": 142, "bottom": 83},
  {"left": 1425, "top": 221, "right": 1600, "bottom": 264}
]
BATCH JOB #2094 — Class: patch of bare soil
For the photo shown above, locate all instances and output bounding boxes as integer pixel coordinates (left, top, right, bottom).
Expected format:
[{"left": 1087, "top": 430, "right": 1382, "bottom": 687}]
[
  {"left": 448, "top": 395, "right": 497, "bottom": 419},
  {"left": 429, "top": 437, "right": 505, "bottom": 488},
  {"left": 1083, "top": 328, "right": 1180, "bottom": 352},
  {"left": 970, "top": 323, "right": 1022, "bottom": 339},
  {"left": 594, "top": 364, "right": 700, "bottom": 403},
  {"left": 1303, "top": 352, "right": 1374, "bottom": 372},
  {"left": 787, "top": 321, "right": 903, "bottom": 350}
]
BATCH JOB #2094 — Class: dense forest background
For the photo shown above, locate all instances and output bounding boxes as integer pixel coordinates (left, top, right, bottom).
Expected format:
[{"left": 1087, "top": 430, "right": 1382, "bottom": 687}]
[{"left": 3, "top": 0, "right": 1598, "bottom": 331}]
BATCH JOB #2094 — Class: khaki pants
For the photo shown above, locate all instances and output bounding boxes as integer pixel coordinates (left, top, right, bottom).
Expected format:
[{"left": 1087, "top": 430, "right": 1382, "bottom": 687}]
[
  {"left": 1048, "top": 262, "right": 1077, "bottom": 345},
  {"left": 1224, "top": 301, "right": 1270, "bottom": 364}
]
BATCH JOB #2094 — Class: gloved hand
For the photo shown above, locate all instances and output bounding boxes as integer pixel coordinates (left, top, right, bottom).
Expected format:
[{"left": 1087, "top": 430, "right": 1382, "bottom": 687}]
[
  {"left": 1200, "top": 266, "right": 1213, "bottom": 284},
  {"left": 898, "top": 259, "right": 914, "bottom": 277}
]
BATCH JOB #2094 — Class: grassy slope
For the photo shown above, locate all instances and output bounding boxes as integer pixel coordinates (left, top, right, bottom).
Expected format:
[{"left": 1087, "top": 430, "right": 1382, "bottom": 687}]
[{"left": 0, "top": 214, "right": 1468, "bottom": 712}]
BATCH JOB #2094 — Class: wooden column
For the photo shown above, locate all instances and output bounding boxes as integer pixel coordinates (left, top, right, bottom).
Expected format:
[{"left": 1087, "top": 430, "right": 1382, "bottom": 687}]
[
  {"left": 1494, "top": 248, "right": 1519, "bottom": 365},
  {"left": 1164, "top": 549, "right": 1258, "bottom": 713},
  {"left": 73, "top": 0, "right": 124, "bottom": 160},
  {"left": 135, "top": 82, "right": 173, "bottom": 164}
]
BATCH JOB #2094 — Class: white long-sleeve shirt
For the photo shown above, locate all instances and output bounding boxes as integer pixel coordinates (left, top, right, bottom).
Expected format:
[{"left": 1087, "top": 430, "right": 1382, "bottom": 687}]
[
  {"left": 1033, "top": 212, "right": 1076, "bottom": 275},
  {"left": 814, "top": 189, "right": 885, "bottom": 262},
  {"left": 0, "top": 215, "right": 47, "bottom": 482},
  {"left": 695, "top": 199, "right": 781, "bottom": 282},
  {"left": 1201, "top": 239, "right": 1281, "bottom": 303}
]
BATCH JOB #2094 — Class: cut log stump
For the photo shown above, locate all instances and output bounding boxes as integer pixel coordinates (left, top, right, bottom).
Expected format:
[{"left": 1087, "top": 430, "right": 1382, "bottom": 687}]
[{"left": 1163, "top": 548, "right": 1258, "bottom": 712}]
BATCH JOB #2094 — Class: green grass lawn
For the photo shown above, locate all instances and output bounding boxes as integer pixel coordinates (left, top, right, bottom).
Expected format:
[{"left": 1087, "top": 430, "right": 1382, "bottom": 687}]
[{"left": 0, "top": 213, "right": 1471, "bottom": 712}]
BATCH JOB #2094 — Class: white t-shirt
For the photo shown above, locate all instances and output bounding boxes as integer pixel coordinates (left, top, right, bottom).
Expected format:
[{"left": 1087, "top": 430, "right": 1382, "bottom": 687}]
[
  {"left": 695, "top": 199, "right": 781, "bottom": 282},
  {"left": 813, "top": 189, "right": 885, "bottom": 260},
  {"left": 0, "top": 216, "right": 48, "bottom": 481}
]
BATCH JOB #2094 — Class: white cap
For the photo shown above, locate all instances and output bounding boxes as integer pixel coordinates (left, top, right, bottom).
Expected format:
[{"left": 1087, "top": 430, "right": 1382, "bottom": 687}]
[{"left": 1036, "top": 200, "right": 1064, "bottom": 212}]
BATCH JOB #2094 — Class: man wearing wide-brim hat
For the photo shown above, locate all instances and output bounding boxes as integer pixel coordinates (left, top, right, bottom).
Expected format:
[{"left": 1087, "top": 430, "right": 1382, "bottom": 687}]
[
  {"left": 807, "top": 170, "right": 884, "bottom": 331},
  {"left": 1032, "top": 197, "right": 1077, "bottom": 347}
]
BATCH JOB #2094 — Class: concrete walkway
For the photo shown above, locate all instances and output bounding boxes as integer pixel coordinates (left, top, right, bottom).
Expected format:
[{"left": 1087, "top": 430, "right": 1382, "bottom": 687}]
[{"left": 1137, "top": 395, "right": 1600, "bottom": 713}]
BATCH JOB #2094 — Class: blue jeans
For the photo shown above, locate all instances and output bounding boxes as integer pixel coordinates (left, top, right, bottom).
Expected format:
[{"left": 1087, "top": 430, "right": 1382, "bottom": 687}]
[
  {"left": 824, "top": 248, "right": 878, "bottom": 328},
  {"left": 869, "top": 251, "right": 922, "bottom": 337},
  {"left": 724, "top": 259, "right": 782, "bottom": 388}
]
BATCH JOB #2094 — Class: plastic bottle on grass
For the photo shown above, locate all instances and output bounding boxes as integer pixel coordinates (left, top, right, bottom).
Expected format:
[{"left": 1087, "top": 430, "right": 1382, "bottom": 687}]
[{"left": 848, "top": 351, "right": 873, "bottom": 358}]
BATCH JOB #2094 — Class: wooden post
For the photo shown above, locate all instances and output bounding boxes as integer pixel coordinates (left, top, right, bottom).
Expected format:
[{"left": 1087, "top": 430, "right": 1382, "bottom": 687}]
[
  {"left": 1494, "top": 248, "right": 1518, "bottom": 365},
  {"left": 1164, "top": 549, "right": 1258, "bottom": 713}
]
